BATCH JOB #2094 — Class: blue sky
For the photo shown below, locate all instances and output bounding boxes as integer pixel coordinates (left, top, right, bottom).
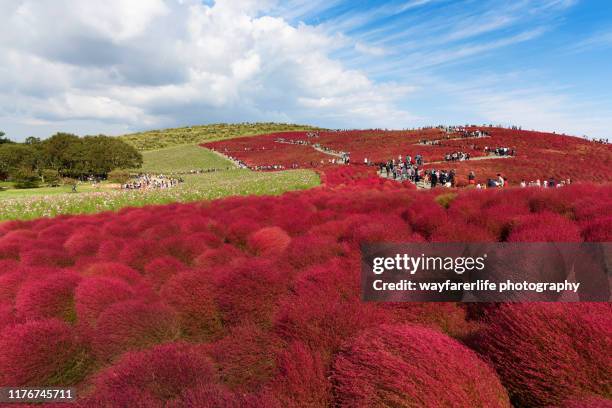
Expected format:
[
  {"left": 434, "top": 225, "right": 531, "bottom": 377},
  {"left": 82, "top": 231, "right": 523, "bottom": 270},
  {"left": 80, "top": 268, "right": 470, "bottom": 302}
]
[{"left": 1, "top": 0, "right": 611, "bottom": 140}]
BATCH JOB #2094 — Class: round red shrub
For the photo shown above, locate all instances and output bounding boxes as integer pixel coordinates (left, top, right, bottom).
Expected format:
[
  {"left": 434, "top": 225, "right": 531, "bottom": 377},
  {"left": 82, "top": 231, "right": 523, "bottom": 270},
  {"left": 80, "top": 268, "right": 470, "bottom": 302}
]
[
  {"left": 15, "top": 272, "right": 81, "bottom": 322},
  {"left": 87, "top": 342, "right": 215, "bottom": 406},
  {"left": 215, "top": 259, "right": 290, "bottom": 327},
  {"left": 581, "top": 216, "right": 612, "bottom": 242},
  {"left": 508, "top": 212, "right": 582, "bottom": 242},
  {"left": 168, "top": 385, "right": 240, "bottom": 408},
  {"left": 282, "top": 234, "right": 346, "bottom": 269},
  {"left": 0, "top": 271, "right": 23, "bottom": 303},
  {"left": 266, "top": 341, "right": 331, "bottom": 407},
  {"left": 274, "top": 258, "right": 387, "bottom": 362},
  {"left": 332, "top": 324, "right": 510, "bottom": 407},
  {"left": 212, "top": 324, "right": 285, "bottom": 392},
  {"left": 63, "top": 230, "right": 100, "bottom": 257},
  {"left": 19, "top": 248, "right": 74, "bottom": 268},
  {"left": 92, "top": 300, "right": 180, "bottom": 362},
  {"left": 194, "top": 244, "right": 244, "bottom": 269},
  {"left": 225, "top": 219, "right": 262, "bottom": 247},
  {"left": 0, "top": 303, "right": 15, "bottom": 331},
  {"left": 430, "top": 220, "right": 496, "bottom": 242},
  {"left": 247, "top": 226, "right": 291, "bottom": 256},
  {"left": 143, "top": 256, "right": 188, "bottom": 289},
  {"left": 471, "top": 303, "right": 612, "bottom": 407},
  {"left": 0, "top": 318, "right": 89, "bottom": 386},
  {"left": 402, "top": 199, "right": 448, "bottom": 238},
  {"left": 160, "top": 234, "right": 212, "bottom": 263},
  {"left": 553, "top": 396, "right": 612, "bottom": 408},
  {"left": 118, "top": 239, "right": 162, "bottom": 271},
  {"left": 0, "top": 241, "right": 20, "bottom": 261},
  {"left": 381, "top": 302, "right": 475, "bottom": 339},
  {"left": 74, "top": 277, "right": 135, "bottom": 326},
  {"left": 83, "top": 262, "right": 143, "bottom": 285},
  {"left": 160, "top": 271, "right": 223, "bottom": 341}
]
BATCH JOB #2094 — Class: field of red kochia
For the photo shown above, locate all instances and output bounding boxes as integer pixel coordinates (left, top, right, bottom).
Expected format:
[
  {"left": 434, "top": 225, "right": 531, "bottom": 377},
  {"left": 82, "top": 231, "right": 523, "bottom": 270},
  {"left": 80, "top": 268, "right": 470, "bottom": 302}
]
[
  {"left": 0, "top": 181, "right": 610, "bottom": 407},
  {"left": 204, "top": 127, "right": 612, "bottom": 186}
]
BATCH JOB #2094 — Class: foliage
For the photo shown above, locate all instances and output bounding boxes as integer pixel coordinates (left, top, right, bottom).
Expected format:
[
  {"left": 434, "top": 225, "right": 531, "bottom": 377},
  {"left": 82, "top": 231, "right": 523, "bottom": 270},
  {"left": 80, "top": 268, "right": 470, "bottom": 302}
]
[
  {"left": 0, "top": 133, "right": 142, "bottom": 182},
  {"left": 12, "top": 168, "right": 41, "bottom": 189},
  {"left": 0, "top": 184, "right": 609, "bottom": 404},
  {"left": 471, "top": 303, "right": 612, "bottom": 407},
  {"left": 41, "top": 169, "right": 61, "bottom": 186},
  {"left": 332, "top": 324, "right": 511, "bottom": 407},
  {"left": 107, "top": 169, "right": 131, "bottom": 184}
]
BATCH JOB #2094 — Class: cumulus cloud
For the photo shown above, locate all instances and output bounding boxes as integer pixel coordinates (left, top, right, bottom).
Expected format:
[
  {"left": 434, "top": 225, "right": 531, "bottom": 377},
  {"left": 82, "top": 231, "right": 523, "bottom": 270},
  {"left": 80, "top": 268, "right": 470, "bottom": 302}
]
[{"left": 0, "top": 0, "right": 413, "bottom": 138}]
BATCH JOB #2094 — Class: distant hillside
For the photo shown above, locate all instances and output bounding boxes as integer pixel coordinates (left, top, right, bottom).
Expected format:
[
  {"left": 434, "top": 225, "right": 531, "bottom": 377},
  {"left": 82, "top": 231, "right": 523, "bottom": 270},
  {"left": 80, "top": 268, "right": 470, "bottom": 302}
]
[{"left": 120, "top": 122, "right": 321, "bottom": 151}]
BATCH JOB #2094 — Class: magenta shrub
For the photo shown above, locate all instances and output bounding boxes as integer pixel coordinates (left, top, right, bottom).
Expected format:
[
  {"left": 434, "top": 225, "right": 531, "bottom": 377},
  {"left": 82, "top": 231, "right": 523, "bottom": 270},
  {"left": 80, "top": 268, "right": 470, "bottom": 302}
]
[
  {"left": 0, "top": 319, "right": 88, "bottom": 386},
  {"left": 332, "top": 324, "right": 511, "bottom": 407},
  {"left": 247, "top": 226, "right": 291, "bottom": 256},
  {"left": 74, "top": 276, "right": 135, "bottom": 326},
  {"left": 15, "top": 272, "right": 81, "bottom": 322},
  {"left": 0, "top": 179, "right": 609, "bottom": 403},
  {"left": 160, "top": 271, "right": 222, "bottom": 341},
  {"left": 92, "top": 300, "right": 180, "bottom": 362},
  {"left": 471, "top": 303, "right": 612, "bottom": 407},
  {"left": 86, "top": 342, "right": 214, "bottom": 406}
]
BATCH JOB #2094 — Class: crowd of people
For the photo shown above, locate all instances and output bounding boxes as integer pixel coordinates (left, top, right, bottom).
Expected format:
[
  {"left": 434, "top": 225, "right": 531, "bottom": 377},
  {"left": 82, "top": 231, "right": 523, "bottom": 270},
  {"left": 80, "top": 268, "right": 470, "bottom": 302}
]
[
  {"left": 122, "top": 174, "right": 183, "bottom": 190},
  {"left": 519, "top": 178, "right": 572, "bottom": 188},
  {"left": 444, "top": 151, "right": 470, "bottom": 161},
  {"left": 485, "top": 146, "right": 515, "bottom": 156},
  {"left": 378, "top": 154, "right": 428, "bottom": 183},
  {"left": 427, "top": 169, "right": 456, "bottom": 188}
]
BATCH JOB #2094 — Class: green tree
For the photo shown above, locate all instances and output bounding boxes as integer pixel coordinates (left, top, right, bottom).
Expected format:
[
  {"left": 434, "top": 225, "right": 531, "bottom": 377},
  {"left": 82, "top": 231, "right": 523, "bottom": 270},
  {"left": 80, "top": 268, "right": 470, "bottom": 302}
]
[
  {"left": 42, "top": 133, "right": 81, "bottom": 174},
  {"left": 0, "top": 131, "right": 14, "bottom": 145},
  {"left": 12, "top": 168, "right": 40, "bottom": 189},
  {"left": 25, "top": 136, "right": 41, "bottom": 145}
]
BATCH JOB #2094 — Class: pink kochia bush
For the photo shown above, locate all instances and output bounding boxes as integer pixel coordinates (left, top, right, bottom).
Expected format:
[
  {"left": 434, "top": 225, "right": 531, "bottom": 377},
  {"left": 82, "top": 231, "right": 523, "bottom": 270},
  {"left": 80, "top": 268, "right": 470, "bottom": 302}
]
[
  {"left": 471, "top": 303, "right": 612, "bottom": 407},
  {"left": 0, "top": 183, "right": 610, "bottom": 404},
  {"left": 332, "top": 324, "right": 511, "bottom": 407},
  {"left": 0, "top": 319, "right": 88, "bottom": 386}
]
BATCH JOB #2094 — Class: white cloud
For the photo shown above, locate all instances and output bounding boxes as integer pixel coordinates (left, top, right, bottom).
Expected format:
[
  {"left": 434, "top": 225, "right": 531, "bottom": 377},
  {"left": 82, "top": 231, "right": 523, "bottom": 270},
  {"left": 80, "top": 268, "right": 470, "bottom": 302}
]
[{"left": 0, "top": 0, "right": 413, "bottom": 138}]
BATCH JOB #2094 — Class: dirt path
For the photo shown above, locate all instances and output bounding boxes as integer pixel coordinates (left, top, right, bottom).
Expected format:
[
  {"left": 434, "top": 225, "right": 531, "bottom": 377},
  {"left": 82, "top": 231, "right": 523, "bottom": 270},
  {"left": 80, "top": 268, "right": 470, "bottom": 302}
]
[
  {"left": 415, "top": 135, "right": 490, "bottom": 145},
  {"left": 207, "top": 148, "right": 243, "bottom": 169},
  {"left": 275, "top": 140, "right": 346, "bottom": 159}
]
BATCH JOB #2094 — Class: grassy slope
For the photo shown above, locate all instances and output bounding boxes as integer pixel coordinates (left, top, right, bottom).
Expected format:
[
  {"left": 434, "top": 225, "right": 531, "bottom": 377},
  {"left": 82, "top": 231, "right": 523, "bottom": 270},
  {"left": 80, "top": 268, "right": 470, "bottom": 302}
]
[
  {"left": 139, "top": 144, "right": 233, "bottom": 173},
  {"left": 121, "top": 122, "right": 321, "bottom": 151}
]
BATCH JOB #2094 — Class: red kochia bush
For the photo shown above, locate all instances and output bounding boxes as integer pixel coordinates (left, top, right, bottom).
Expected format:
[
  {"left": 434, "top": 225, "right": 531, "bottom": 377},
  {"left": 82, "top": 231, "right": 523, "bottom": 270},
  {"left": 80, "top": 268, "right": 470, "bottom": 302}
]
[
  {"left": 15, "top": 272, "right": 81, "bottom": 322},
  {"left": 74, "top": 276, "right": 135, "bottom": 326},
  {"left": 0, "top": 303, "right": 15, "bottom": 331},
  {"left": 160, "top": 271, "right": 223, "bottom": 341},
  {"left": 212, "top": 324, "right": 285, "bottom": 392},
  {"left": 83, "top": 262, "right": 143, "bottom": 285},
  {"left": 247, "top": 226, "right": 291, "bottom": 256},
  {"left": 0, "top": 319, "right": 88, "bottom": 386},
  {"left": 553, "top": 396, "right": 612, "bottom": 408},
  {"left": 215, "top": 259, "right": 290, "bottom": 327},
  {"left": 92, "top": 300, "right": 180, "bottom": 362},
  {"left": 86, "top": 342, "right": 215, "bottom": 407},
  {"left": 332, "top": 324, "right": 510, "bottom": 407},
  {"left": 143, "top": 256, "right": 188, "bottom": 289},
  {"left": 507, "top": 212, "right": 582, "bottom": 242},
  {"left": 472, "top": 303, "right": 612, "bottom": 407},
  {"left": 266, "top": 341, "right": 331, "bottom": 407}
]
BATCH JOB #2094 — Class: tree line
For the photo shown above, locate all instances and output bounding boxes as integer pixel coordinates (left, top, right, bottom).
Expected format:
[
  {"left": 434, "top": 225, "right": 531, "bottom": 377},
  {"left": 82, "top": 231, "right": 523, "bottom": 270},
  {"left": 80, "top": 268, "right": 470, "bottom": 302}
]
[{"left": 0, "top": 131, "right": 142, "bottom": 188}]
